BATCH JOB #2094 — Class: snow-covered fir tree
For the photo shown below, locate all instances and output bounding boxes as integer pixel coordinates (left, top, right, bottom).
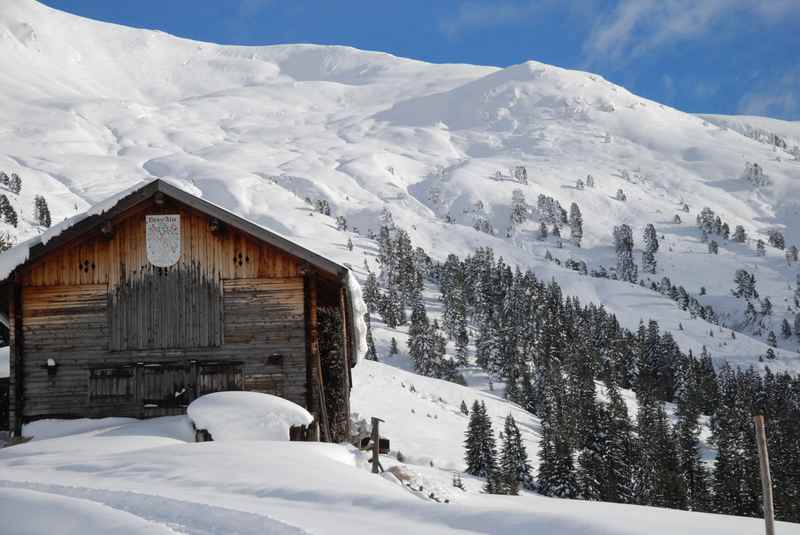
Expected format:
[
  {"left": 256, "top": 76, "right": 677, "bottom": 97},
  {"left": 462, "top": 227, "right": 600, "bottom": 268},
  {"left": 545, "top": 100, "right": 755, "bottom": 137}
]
[
  {"left": 509, "top": 189, "right": 528, "bottom": 227},
  {"left": 733, "top": 225, "right": 747, "bottom": 243},
  {"left": 0, "top": 194, "right": 17, "bottom": 227},
  {"left": 464, "top": 400, "right": 499, "bottom": 480},
  {"left": 569, "top": 202, "right": 583, "bottom": 247},
  {"left": 499, "top": 414, "right": 534, "bottom": 494},
  {"left": 364, "top": 314, "right": 378, "bottom": 361},
  {"left": 613, "top": 224, "right": 637, "bottom": 282},
  {"left": 8, "top": 172, "right": 21, "bottom": 194},
  {"left": 34, "top": 195, "right": 52, "bottom": 228},
  {"left": 642, "top": 223, "right": 659, "bottom": 273}
]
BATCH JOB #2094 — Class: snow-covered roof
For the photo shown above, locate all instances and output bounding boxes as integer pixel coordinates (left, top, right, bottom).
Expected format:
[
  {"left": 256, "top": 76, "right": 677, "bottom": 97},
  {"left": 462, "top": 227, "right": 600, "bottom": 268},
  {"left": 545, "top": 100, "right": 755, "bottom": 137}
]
[{"left": 0, "top": 178, "right": 350, "bottom": 281}]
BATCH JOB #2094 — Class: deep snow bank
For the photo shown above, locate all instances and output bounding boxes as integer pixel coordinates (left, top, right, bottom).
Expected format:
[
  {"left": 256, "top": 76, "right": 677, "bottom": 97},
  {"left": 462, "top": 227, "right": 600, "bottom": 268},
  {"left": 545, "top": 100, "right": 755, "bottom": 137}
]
[{"left": 187, "top": 391, "right": 313, "bottom": 441}]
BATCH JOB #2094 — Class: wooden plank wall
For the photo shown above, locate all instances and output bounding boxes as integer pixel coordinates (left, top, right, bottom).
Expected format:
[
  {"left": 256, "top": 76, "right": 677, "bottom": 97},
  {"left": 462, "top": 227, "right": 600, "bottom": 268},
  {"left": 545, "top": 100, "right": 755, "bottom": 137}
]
[
  {"left": 223, "top": 278, "right": 307, "bottom": 406},
  {"left": 109, "top": 263, "right": 223, "bottom": 351},
  {"left": 15, "top": 198, "right": 318, "bottom": 421}
]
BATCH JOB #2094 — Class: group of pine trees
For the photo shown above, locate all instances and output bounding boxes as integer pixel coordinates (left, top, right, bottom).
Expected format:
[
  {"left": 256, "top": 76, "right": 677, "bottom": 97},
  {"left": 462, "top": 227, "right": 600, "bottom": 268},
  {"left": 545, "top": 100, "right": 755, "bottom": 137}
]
[
  {"left": 464, "top": 402, "right": 534, "bottom": 495},
  {"left": 358, "top": 211, "right": 798, "bottom": 520},
  {"left": 440, "top": 246, "right": 799, "bottom": 521},
  {"left": 0, "top": 171, "right": 51, "bottom": 229}
]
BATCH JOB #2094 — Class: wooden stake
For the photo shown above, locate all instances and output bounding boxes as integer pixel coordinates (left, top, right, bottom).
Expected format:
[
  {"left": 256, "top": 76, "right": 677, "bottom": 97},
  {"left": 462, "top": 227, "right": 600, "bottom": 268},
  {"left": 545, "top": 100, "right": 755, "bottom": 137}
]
[
  {"left": 371, "top": 417, "right": 384, "bottom": 474},
  {"left": 753, "top": 415, "right": 775, "bottom": 535}
]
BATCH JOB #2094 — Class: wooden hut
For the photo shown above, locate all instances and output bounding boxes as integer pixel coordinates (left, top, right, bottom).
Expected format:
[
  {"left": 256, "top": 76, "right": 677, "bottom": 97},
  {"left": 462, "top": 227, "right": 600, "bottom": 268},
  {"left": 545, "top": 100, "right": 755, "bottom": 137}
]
[{"left": 0, "top": 179, "right": 362, "bottom": 441}]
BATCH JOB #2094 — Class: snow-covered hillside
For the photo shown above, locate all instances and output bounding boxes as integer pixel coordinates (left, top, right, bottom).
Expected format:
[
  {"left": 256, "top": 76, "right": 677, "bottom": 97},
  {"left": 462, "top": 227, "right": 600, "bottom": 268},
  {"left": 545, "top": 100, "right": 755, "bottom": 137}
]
[{"left": 1, "top": 0, "right": 799, "bottom": 374}]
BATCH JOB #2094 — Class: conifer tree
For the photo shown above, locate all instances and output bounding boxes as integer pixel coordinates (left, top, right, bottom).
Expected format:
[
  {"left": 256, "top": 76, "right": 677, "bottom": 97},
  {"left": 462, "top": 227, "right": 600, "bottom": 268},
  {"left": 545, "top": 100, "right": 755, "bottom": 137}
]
[
  {"left": 642, "top": 224, "right": 659, "bottom": 273},
  {"left": 711, "top": 366, "right": 761, "bottom": 517},
  {"left": 733, "top": 225, "right": 747, "bottom": 243},
  {"left": 8, "top": 173, "right": 21, "bottom": 194},
  {"left": 407, "top": 299, "right": 431, "bottom": 374},
  {"left": 499, "top": 414, "right": 534, "bottom": 494},
  {"left": 569, "top": 203, "right": 583, "bottom": 247},
  {"left": 781, "top": 318, "right": 792, "bottom": 339},
  {"left": 34, "top": 195, "right": 51, "bottom": 228},
  {"left": 633, "top": 395, "right": 685, "bottom": 508},
  {"left": 0, "top": 231, "right": 12, "bottom": 252},
  {"left": 464, "top": 401, "right": 499, "bottom": 481},
  {"left": 767, "top": 330, "right": 777, "bottom": 348},
  {"left": 674, "top": 365, "right": 710, "bottom": 511},
  {"left": 538, "top": 221, "right": 548, "bottom": 240},
  {"left": 362, "top": 272, "right": 380, "bottom": 313},
  {"left": 389, "top": 337, "right": 399, "bottom": 357},
  {"left": 510, "top": 189, "right": 529, "bottom": 227},
  {"left": 537, "top": 363, "right": 579, "bottom": 498},
  {"left": 0, "top": 194, "right": 17, "bottom": 227},
  {"left": 363, "top": 314, "right": 378, "bottom": 361},
  {"left": 380, "top": 284, "right": 402, "bottom": 327},
  {"left": 603, "top": 375, "right": 635, "bottom": 503},
  {"left": 614, "top": 224, "right": 637, "bottom": 282}
]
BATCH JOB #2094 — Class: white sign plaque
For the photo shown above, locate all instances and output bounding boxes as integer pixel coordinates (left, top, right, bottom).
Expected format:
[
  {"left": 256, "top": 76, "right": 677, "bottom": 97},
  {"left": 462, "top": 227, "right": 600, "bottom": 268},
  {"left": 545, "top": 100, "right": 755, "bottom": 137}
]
[{"left": 146, "top": 214, "right": 181, "bottom": 267}]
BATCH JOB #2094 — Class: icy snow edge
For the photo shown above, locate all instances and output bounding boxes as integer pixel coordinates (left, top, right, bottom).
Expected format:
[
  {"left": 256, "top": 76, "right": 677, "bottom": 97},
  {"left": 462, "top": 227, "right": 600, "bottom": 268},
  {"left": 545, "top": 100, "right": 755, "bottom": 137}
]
[{"left": 347, "top": 271, "right": 368, "bottom": 365}]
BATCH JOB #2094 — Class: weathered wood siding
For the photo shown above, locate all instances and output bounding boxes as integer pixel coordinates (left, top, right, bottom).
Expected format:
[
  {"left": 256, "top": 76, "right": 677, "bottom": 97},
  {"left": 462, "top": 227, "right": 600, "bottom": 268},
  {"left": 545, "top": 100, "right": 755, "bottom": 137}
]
[
  {"left": 24, "top": 200, "right": 303, "bottom": 288},
  {"left": 15, "top": 198, "right": 313, "bottom": 422},
  {"left": 110, "top": 265, "right": 223, "bottom": 351},
  {"left": 223, "top": 278, "right": 307, "bottom": 406}
]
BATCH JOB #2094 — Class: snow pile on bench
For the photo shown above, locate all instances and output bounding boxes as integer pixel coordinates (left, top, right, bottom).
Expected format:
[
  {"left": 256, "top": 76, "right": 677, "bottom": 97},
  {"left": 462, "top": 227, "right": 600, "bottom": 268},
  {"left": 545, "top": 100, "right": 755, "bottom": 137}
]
[{"left": 187, "top": 391, "right": 313, "bottom": 441}]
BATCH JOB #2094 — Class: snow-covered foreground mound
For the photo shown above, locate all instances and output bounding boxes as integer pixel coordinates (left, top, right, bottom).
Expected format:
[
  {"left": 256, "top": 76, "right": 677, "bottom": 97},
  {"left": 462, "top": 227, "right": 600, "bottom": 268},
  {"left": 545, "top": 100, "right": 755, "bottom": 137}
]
[
  {"left": 1, "top": 410, "right": 796, "bottom": 535},
  {"left": 187, "top": 391, "right": 313, "bottom": 441}
]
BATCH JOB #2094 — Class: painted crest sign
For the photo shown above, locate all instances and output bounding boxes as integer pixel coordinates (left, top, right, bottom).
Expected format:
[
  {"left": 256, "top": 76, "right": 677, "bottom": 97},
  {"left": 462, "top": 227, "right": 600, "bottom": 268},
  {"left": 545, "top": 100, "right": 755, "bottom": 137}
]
[{"left": 146, "top": 214, "right": 181, "bottom": 267}]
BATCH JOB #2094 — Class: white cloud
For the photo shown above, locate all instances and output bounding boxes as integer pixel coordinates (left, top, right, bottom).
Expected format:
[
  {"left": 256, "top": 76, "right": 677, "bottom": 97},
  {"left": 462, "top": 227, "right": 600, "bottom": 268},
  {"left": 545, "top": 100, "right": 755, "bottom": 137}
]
[
  {"left": 738, "top": 70, "right": 799, "bottom": 120},
  {"left": 582, "top": 0, "right": 797, "bottom": 67},
  {"left": 439, "top": 1, "right": 540, "bottom": 39}
]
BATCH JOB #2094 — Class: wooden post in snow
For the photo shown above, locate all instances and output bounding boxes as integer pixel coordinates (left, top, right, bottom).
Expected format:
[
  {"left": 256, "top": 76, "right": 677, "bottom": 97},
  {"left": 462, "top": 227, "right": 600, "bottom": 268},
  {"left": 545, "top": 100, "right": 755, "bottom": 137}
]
[
  {"left": 371, "top": 417, "right": 384, "bottom": 474},
  {"left": 753, "top": 415, "right": 775, "bottom": 535}
]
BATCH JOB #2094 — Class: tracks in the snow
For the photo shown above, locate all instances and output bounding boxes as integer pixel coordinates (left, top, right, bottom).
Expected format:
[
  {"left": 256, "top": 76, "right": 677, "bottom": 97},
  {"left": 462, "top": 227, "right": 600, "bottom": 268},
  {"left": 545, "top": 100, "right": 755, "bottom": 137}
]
[{"left": 0, "top": 480, "right": 313, "bottom": 535}]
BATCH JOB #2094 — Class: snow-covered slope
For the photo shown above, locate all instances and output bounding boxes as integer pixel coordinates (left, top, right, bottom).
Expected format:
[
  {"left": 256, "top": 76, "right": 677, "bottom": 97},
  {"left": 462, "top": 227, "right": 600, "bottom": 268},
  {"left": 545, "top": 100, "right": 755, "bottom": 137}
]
[{"left": 0, "top": 0, "right": 798, "bottom": 373}]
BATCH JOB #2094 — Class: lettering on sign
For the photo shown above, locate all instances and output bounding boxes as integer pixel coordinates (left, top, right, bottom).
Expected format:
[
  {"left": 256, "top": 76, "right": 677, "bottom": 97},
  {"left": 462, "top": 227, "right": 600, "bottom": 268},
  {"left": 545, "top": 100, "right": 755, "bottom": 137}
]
[{"left": 146, "top": 215, "right": 181, "bottom": 267}]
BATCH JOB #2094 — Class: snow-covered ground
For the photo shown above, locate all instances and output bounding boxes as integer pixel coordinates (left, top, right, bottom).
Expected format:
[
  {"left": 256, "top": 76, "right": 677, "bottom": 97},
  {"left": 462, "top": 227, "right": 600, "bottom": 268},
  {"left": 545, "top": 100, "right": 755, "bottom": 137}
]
[{"left": 2, "top": 365, "right": 798, "bottom": 535}]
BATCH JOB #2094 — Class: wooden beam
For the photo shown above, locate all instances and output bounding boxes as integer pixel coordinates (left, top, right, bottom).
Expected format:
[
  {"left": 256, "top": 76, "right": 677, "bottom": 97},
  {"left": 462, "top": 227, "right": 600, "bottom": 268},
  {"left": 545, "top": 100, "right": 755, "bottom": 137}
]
[
  {"left": 306, "top": 274, "right": 330, "bottom": 442},
  {"left": 339, "top": 287, "right": 352, "bottom": 439},
  {"left": 8, "top": 273, "right": 23, "bottom": 436},
  {"left": 753, "top": 415, "right": 775, "bottom": 535}
]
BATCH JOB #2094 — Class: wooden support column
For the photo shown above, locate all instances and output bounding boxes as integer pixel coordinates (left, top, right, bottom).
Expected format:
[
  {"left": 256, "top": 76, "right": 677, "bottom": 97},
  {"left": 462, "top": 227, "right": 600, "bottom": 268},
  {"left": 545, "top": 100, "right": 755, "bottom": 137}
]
[
  {"left": 339, "top": 287, "right": 352, "bottom": 438},
  {"left": 371, "top": 417, "right": 384, "bottom": 474},
  {"left": 8, "top": 274, "right": 23, "bottom": 436},
  {"left": 753, "top": 415, "right": 775, "bottom": 535},
  {"left": 305, "top": 273, "right": 330, "bottom": 442}
]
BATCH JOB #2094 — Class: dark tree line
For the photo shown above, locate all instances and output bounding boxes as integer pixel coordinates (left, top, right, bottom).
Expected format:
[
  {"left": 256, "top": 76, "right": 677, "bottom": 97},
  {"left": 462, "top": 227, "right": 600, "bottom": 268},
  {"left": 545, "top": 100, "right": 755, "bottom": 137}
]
[{"left": 441, "top": 247, "right": 799, "bottom": 521}]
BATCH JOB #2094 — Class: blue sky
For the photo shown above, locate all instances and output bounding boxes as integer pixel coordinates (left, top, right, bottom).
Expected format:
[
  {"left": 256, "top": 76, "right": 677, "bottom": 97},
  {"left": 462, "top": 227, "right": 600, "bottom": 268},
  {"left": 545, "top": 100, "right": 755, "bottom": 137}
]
[{"left": 41, "top": 0, "right": 799, "bottom": 120}]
